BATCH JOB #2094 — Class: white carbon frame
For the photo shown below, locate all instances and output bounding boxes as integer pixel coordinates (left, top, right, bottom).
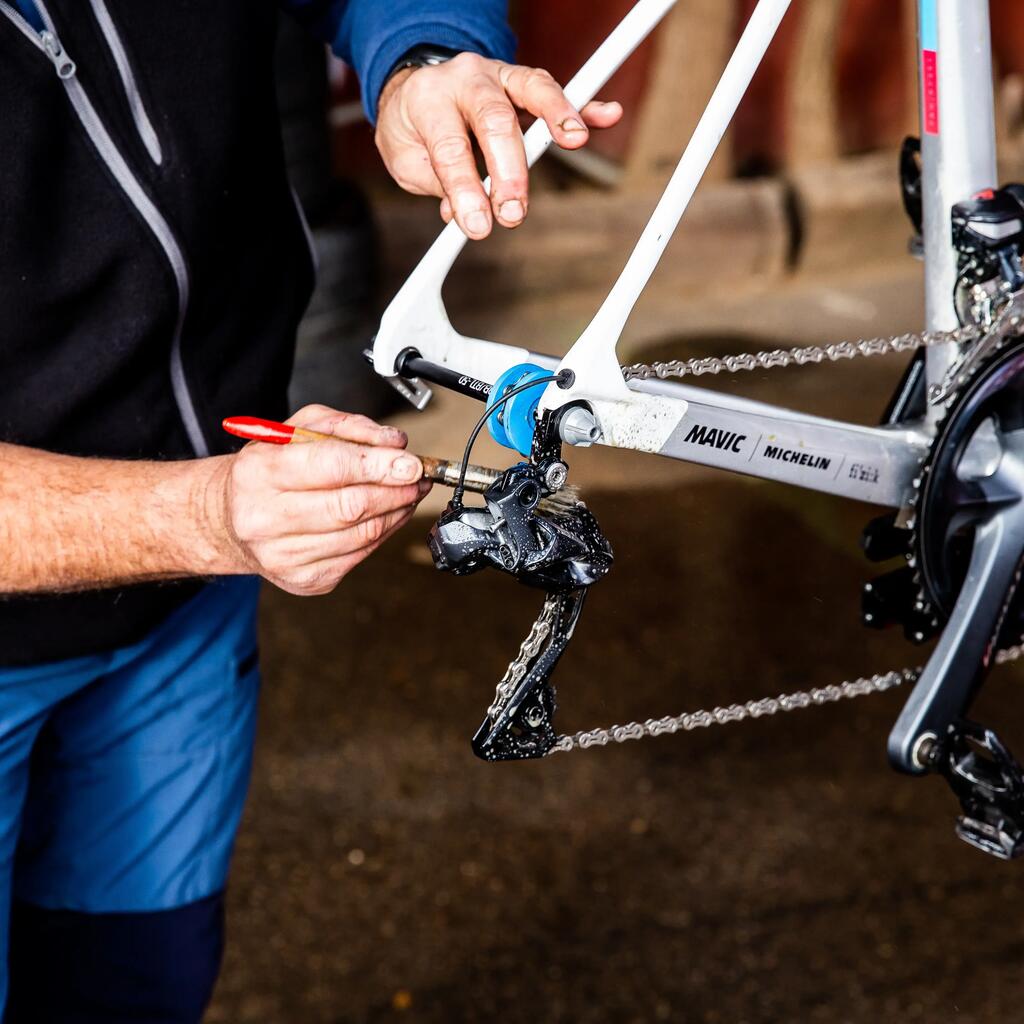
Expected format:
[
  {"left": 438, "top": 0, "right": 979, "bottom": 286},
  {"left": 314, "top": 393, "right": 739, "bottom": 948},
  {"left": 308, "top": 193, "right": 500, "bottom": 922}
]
[{"left": 371, "top": 0, "right": 999, "bottom": 511}]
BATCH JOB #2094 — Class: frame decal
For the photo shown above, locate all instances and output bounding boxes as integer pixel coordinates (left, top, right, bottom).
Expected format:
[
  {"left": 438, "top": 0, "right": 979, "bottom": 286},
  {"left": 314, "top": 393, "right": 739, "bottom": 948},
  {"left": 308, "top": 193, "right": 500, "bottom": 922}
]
[
  {"left": 920, "top": 0, "right": 939, "bottom": 135},
  {"left": 755, "top": 437, "right": 844, "bottom": 480}
]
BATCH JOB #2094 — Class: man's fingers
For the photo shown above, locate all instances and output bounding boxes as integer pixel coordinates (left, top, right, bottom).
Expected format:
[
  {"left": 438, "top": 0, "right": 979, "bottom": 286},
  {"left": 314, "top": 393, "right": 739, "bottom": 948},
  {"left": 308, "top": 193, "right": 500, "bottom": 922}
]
[
  {"left": 287, "top": 405, "right": 407, "bottom": 449},
  {"left": 268, "top": 438, "right": 423, "bottom": 491},
  {"left": 386, "top": 149, "right": 445, "bottom": 199},
  {"left": 339, "top": 503, "right": 417, "bottom": 558},
  {"left": 416, "top": 104, "right": 493, "bottom": 239},
  {"left": 581, "top": 99, "right": 624, "bottom": 130},
  {"left": 276, "top": 506, "right": 418, "bottom": 595},
  {"left": 460, "top": 80, "right": 529, "bottom": 229},
  {"left": 378, "top": 56, "right": 624, "bottom": 233},
  {"left": 253, "top": 479, "right": 430, "bottom": 537},
  {"left": 498, "top": 64, "right": 589, "bottom": 151},
  {"left": 269, "top": 504, "right": 418, "bottom": 565}
]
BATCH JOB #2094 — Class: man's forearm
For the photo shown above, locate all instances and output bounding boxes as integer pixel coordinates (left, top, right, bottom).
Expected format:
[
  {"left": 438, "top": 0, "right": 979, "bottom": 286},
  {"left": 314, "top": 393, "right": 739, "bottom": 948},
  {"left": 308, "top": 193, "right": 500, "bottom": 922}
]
[{"left": 0, "top": 443, "right": 236, "bottom": 594}]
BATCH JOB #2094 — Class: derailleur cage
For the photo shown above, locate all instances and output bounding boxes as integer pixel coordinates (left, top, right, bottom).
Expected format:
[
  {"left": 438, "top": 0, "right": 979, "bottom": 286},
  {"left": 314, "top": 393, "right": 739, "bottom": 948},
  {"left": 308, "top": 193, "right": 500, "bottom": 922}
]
[{"left": 470, "top": 589, "right": 587, "bottom": 762}]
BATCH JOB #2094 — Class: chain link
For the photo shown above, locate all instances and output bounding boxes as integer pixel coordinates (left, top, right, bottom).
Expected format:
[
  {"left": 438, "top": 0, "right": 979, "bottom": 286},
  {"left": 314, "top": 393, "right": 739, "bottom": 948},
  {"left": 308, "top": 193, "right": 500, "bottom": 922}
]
[
  {"left": 548, "top": 645, "right": 1024, "bottom": 754},
  {"left": 477, "top": 317, "right": 1015, "bottom": 755},
  {"left": 487, "top": 597, "right": 557, "bottom": 720},
  {"left": 621, "top": 325, "right": 985, "bottom": 383},
  {"left": 550, "top": 667, "right": 918, "bottom": 753}
]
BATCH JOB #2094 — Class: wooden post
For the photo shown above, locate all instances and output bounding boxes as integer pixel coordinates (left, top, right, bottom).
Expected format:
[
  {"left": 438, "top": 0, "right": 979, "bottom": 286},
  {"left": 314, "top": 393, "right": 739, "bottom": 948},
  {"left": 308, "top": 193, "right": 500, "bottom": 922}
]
[
  {"left": 622, "top": 0, "right": 736, "bottom": 188},
  {"left": 786, "top": 0, "right": 845, "bottom": 167}
]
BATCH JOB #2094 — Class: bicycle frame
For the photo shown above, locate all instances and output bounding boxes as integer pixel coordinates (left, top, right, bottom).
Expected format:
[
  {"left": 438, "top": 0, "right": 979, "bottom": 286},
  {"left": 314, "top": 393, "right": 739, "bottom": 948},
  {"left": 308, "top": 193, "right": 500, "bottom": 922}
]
[{"left": 371, "top": 0, "right": 999, "bottom": 512}]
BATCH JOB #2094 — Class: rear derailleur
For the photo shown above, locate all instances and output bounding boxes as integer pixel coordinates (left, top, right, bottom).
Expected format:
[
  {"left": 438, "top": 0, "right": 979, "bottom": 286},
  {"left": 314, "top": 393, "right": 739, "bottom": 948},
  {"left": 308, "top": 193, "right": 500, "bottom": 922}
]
[{"left": 429, "top": 410, "right": 612, "bottom": 762}]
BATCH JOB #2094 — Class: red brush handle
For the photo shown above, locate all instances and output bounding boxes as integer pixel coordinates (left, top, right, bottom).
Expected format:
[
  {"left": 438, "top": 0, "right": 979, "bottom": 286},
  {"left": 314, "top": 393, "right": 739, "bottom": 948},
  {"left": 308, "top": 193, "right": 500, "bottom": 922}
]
[
  {"left": 222, "top": 416, "right": 334, "bottom": 445},
  {"left": 222, "top": 416, "right": 296, "bottom": 444}
]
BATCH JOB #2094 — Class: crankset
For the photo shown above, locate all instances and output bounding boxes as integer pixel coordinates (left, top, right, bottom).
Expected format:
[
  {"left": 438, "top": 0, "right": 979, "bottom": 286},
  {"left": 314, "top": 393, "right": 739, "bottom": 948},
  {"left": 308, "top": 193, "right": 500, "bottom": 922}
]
[
  {"left": 879, "top": 337, "right": 1024, "bottom": 858},
  {"left": 863, "top": 184, "right": 1024, "bottom": 858}
]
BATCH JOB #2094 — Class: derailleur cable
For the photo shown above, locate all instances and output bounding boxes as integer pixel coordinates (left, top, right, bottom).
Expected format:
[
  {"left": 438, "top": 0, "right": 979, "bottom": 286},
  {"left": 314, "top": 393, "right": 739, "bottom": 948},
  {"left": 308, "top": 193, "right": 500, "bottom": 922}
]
[{"left": 452, "top": 371, "right": 570, "bottom": 507}]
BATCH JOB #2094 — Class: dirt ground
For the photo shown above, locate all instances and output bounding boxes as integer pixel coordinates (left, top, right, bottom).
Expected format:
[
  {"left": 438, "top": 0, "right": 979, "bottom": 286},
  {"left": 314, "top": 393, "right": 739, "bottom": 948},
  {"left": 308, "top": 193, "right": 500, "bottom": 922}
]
[{"left": 207, "top": 263, "right": 1024, "bottom": 1024}]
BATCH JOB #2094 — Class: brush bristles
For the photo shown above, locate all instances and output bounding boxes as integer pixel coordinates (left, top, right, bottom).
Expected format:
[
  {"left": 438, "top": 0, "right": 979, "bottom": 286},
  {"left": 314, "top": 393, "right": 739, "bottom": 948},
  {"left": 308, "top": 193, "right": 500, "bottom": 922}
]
[{"left": 538, "top": 484, "right": 582, "bottom": 514}]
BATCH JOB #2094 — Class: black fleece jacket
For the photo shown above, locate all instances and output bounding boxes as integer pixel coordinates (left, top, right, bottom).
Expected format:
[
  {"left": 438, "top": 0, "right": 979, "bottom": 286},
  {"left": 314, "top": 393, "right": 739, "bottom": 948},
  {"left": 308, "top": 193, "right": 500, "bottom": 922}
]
[{"left": 0, "top": 0, "right": 316, "bottom": 665}]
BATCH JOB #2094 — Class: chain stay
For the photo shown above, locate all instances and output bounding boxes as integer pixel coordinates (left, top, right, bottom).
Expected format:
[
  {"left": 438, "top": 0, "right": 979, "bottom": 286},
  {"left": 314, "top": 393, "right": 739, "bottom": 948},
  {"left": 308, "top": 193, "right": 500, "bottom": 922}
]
[{"left": 482, "top": 316, "right": 1022, "bottom": 756}]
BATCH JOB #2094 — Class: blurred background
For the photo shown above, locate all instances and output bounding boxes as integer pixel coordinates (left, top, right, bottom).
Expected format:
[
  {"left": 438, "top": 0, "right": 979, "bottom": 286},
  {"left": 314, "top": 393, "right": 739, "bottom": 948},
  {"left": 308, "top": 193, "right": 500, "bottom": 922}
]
[{"left": 210, "top": 2, "right": 1024, "bottom": 1021}]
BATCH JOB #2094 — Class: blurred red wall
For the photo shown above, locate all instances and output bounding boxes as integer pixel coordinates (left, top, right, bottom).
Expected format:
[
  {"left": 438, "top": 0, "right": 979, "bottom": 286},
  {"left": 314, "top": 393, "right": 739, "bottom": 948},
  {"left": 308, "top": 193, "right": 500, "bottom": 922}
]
[
  {"left": 333, "top": 1, "right": 1024, "bottom": 180},
  {"left": 513, "top": 0, "right": 1024, "bottom": 172}
]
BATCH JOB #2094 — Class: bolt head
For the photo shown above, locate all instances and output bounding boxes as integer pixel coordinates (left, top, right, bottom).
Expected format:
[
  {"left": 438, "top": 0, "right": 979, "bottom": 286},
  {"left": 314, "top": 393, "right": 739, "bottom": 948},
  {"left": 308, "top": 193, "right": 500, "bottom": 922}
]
[
  {"left": 912, "top": 732, "right": 940, "bottom": 770},
  {"left": 544, "top": 461, "right": 569, "bottom": 492}
]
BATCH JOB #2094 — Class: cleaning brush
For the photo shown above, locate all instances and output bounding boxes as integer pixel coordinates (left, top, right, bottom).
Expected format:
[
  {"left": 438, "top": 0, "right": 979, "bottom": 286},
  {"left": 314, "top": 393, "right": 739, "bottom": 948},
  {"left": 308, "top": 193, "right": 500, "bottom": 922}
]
[{"left": 221, "top": 416, "right": 581, "bottom": 513}]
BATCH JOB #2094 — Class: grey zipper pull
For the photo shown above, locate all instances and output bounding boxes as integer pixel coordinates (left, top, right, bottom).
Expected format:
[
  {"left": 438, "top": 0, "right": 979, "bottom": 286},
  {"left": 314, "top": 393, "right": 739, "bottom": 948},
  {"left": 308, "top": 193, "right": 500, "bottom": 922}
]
[{"left": 40, "top": 29, "right": 75, "bottom": 79}]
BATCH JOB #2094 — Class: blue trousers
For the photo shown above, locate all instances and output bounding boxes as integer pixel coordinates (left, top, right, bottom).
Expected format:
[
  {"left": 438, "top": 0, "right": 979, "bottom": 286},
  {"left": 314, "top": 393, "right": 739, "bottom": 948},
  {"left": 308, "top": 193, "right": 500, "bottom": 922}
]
[{"left": 0, "top": 577, "right": 262, "bottom": 1022}]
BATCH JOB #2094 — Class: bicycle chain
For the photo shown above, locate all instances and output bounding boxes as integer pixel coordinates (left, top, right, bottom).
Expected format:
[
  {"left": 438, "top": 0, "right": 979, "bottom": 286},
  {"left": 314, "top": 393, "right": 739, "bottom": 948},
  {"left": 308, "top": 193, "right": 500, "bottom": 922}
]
[
  {"left": 487, "top": 596, "right": 556, "bottom": 720},
  {"left": 621, "top": 325, "right": 985, "bottom": 383},
  {"left": 551, "top": 647, "right": 1024, "bottom": 754},
  {"left": 484, "top": 317, "right": 1024, "bottom": 756}
]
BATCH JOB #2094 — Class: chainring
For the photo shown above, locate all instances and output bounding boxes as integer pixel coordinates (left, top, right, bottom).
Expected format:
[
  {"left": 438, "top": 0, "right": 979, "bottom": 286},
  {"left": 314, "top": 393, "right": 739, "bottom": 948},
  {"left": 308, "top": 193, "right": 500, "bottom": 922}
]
[{"left": 912, "top": 337, "right": 1024, "bottom": 644}]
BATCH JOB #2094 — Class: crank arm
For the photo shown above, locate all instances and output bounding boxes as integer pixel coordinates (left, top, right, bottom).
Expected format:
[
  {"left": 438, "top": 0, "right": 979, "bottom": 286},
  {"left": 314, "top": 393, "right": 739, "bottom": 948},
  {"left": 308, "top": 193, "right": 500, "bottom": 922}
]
[
  {"left": 889, "top": 435, "right": 1024, "bottom": 774},
  {"left": 472, "top": 589, "right": 587, "bottom": 762}
]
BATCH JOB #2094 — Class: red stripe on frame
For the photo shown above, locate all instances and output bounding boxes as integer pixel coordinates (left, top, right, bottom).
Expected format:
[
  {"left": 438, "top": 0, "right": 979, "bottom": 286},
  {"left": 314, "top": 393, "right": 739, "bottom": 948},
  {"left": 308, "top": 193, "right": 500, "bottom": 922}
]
[{"left": 922, "top": 50, "right": 939, "bottom": 135}]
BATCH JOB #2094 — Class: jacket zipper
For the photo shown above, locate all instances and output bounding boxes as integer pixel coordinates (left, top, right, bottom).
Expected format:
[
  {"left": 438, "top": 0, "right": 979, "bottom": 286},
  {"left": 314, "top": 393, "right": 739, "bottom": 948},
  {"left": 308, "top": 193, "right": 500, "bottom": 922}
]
[
  {"left": 87, "top": 0, "right": 163, "bottom": 165},
  {"left": 0, "top": 0, "right": 210, "bottom": 457}
]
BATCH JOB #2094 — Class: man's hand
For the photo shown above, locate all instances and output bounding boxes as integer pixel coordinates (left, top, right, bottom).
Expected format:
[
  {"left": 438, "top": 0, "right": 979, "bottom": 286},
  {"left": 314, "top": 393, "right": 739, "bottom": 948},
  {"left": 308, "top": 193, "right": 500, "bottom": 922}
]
[
  {"left": 376, "top": 53, "right": 623, "bottom": 240},
  {"left": 0, "top": 406, "right": 430, "bottom": 596},
  {"left": 211, "top": 406, "right": 432, "bottom": 596}
]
